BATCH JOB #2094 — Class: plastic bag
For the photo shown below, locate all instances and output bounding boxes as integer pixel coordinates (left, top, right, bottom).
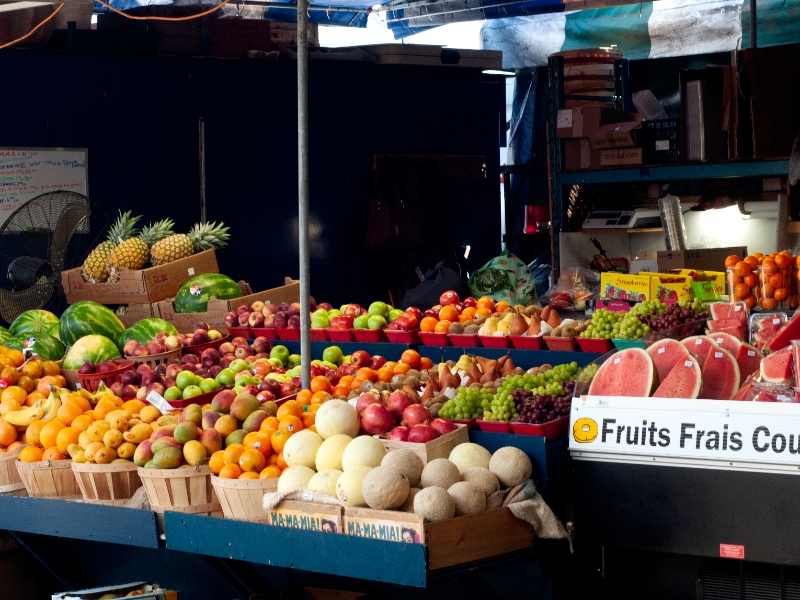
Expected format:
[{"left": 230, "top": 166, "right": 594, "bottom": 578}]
[
  {"left": 468, "top": 251, "right": 537, "bottom": 306},
  {"left": 540, "top": 267, "right": 600, "bottom": 311}
]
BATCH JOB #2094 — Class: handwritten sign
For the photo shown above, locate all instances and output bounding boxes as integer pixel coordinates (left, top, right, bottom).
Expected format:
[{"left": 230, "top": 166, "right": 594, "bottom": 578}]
[{"left": 0, "top": 148, "right": 88, "bottom": 228}]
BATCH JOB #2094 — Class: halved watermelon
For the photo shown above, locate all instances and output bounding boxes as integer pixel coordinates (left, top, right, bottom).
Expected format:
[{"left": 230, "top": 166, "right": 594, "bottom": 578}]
[
  {"left": 63, "top": 334, "right": 121, "bottom": 370},
  {"left": 761, "top": 348, "right": 793, "bottom": 384},
  {"left": 10, "top": 309, "right": 59, "bottom": 337},
  {"left": 682, "top": 335, "right": 719, "bottom": 368},
  {"left": 119, "top": 318, "right": 179, "bottom": 347},
  {"left": 700, "top": 347, "right": 740, "bottom": 400},
  {"left": 588, "top": 348, "right": 656, "bottom": 397},
  {"left": 647, "top": 339, "right": 690, "bottom": 383},
  {"left": 174, "top": 274, "right": 243, "bottom": 314},
  {"left": 708, "top": 332, "right": 742, "bottom": 355},
  {"left": 652, "top": 355, "right": 702, "bottom": 399},
  {"left": 60, "top": 301, "right": 125, "bottom": 349},
  {"left": 735, "top": 343, "right": 763, "bottom": 381}
]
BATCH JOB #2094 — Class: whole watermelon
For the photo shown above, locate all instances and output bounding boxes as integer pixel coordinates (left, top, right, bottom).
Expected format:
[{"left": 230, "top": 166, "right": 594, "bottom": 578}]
[
  {"left": 17, "top": 333, "right": 65, "bottom": 361},
  {"left": 63, "top": 335, "right": 121, "bottom": 370},
  {"left": 46, "top": 323, "right": 60, "bottom": 339},
  {"left": 10, "top": 309, "right": 59, "bottom": 336},
  {"left": 4, "top": 336, "right": 24, "bottom": 351},
  {"left": 60, "top": 301, "right": 125, "bottom": 349},
  {"left": 174, "top": 273, "right": 242, "bottom": 314},
  {"left": 0, "top": 326, "right": 10, "bottom": 346},
  {"left": 119, "top": 318, "right": 178, "bottom": 347}
]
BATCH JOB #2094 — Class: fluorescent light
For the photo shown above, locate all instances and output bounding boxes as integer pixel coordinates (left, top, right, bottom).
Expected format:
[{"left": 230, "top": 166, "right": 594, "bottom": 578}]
[
  {"left": 483, "top": 69, "right": 515, "bottom": 76},
  {"left": 464, "top": 245, "right": 471, "bottom": 259}
]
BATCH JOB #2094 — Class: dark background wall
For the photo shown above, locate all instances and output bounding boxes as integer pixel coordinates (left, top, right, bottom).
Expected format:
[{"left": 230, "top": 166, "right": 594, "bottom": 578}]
[{"left": 0, "top": 48, "right": 504, "bottom": 312}]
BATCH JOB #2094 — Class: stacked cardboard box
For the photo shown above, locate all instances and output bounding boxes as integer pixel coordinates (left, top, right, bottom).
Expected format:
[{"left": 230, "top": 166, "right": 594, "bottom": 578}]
[{"left": 557, "top": 107, "right": 643, "bottom": 170}]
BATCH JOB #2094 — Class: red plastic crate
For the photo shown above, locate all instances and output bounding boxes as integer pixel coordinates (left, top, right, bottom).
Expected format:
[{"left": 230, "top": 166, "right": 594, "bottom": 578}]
[
  {"left": 352, "top": 329, "right": 387, "bottom": 343},
  {"left": 157, "top": 387, "right": 220, "bottom": 410},
  {"left": 509, "top": 416, "right": 569, "bottom": 439},
  {"left": 543, "top": 336, "right": 579, "bottom": 351},
  {"left": 76, "top": 359, "right": 135, "bottom": 393},
  {"left": 182, "top": 336, "right": 230, "bottom": 356},
  {"left": 227, "top": 326, "right": 253, "bottom": 339},
  {"left": 476, "top": 420, "right": 512, "bottom": 433},
  {"left": 250, "top": 327, "right": 279, "bottom": 340},
  {"left": 418, "top": 332, "right": 450, "bottom": 346},
  {"left": 444, "top": 417, "right": 478, "bottom": 430},
  {"left": 384, "top": 328, "right": 421, "bottom": 345},
  {"left": 447, "top": 334, "right": 481, "bottom": 347},
  {"left": 479, "top": 335, "right": 511, "bottom": 349},
  {"left": 509, "top": 335, "right": 545, "bottom": 350},
  {"left": 310, "top": 329, "right": 330, "bottom": 342},
  {"left": 276, "top": 328, "right": 301, "bottom": 341},
  {"left": 326, "top": 328, "right": 355, "bottom": 342},
  {"left": 576, "top": 338, "right": 614, "bottom": 353}
]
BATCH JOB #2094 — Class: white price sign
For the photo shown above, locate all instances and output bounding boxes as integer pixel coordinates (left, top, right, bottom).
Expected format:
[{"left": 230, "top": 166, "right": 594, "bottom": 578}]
[
  {"left": 570, "top": 396, "right": 800, "bottom": 474},
  {"left": 147, "top": 390, "right": 175, "bottom": 415}
]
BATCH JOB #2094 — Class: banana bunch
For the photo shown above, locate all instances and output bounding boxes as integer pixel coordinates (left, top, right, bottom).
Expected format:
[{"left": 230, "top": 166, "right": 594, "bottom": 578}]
[{"left": 2, "top": 390, "right": 62, "bottom": 427}]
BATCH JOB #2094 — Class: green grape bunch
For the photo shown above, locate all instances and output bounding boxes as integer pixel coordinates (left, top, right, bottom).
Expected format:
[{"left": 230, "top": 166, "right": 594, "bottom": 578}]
[
  {"left": 439, "top": 386, "right": 494, "bottom": 420},
  {"left": 484, "top": 362, "right": 580, "bottom": 421}
]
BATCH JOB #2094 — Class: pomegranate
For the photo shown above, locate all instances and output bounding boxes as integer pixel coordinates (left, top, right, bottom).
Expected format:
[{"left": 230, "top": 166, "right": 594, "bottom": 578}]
[
  {"left": 389, "top": 426, "right": 409, "bottom": 441},
  {"left": 431, "top": 418, "right": 457, "bottom": 435},
  {"left": 387, "top": 391, "right": 414, "bottom": 422},
  {"left": 408, "top": 424, "right": 440, "bottom": 443},
  {"left": 361, "top": 403, "right": 394, "bottom": 435},
  {"left": 356, "top": 392, "right": 381, "bottom": 413},
  {"left": 402, "top": 404, "right": 431, "bottom": 427}
]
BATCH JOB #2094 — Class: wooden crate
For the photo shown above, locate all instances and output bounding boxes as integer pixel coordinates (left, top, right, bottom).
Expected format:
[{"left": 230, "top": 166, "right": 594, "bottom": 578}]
[
  {"left": 0, "top": 448, "right": 26, "bottom": 496},
  {"left": 378, "top": 423, "right": 468, "bottom": 464},
  {"left": 265, "top": 500, "right": 343, "bottom": 533},
  {"left": 343, "top": 506, "right": 536, "bottom": 571},
  {"left": 16, "top": 459, "right": 81, "bottom": 500},
  {"left": 72, "top": 461, "right": 143, "bottom": 506},
  {"left": 138, "top": 465, "right": 222, "bottom": 517},
  {"left": 211, "top": 475, "right": 278, "bottom": 521}
]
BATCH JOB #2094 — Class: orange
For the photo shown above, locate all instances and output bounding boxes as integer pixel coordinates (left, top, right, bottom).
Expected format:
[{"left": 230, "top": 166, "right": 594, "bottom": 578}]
[
  {"left": 259, "top": 427, "right": 277, "bottom": 443},
  {"left": 301, "top": 412, "right": 316, "bottom": 428},
  {"left": 349, "top": 377, "right": 365, "bottom": 391},
  {"left": 36, "top": 375, "right": 60, "bottom": 396},
  {"left": 311, "top": 391, "right": 329, "bottom": 404},
  {"left": 476, "top": 307, "right": 493, "bottom": 318},
  {"left": 223, "top": 444, "right": 245, "bottom": 465},
  {"left": 476, "top": 296, "right": 496, "bottom": 311},
  {"left": 121, "top": 399, "right": 146, "bottom": 414},
  {"left": 66, "top": 393, "right": 91, "bottom": 413},
  {"left": 39, "top": 420, "right": 65, "bottom": 449},
  {"left": 733, "top": 283, "right": 749, "bottom": 300},
  {"left": 219, "top": 464, "right": 243, "bottom": 479},
  {"left": 761, "top": 297, "right": 778, "bottom": 310},
  {"left": 790, "top": 295, "right": 800, "bottom": 309},
  {"left": 743, "top": 294, "right": 757, "bottom": 310},
  {"left": 310, "top": 376, "right": 332, "bottom": 394},
  {"left": 338, "top": 375, "right": 355, "bottom": 389},
  {"left": 278, "top": 415, "right": 303, "bottom": 433},
  {"left": 7, "top": 441, "right": 24, "bottom": 452},
  {"left": 724, "top": 255, "right": 741, "bottom": 267},
  {"left": 744, "top": 273, "right": 758, "bottom": 288},
  {"left": 239, "top": 448, "right": 266, "bottom": 473},
  {"left": 733, "top": 261, "right": 751, "bottom": 278},
  {"left": 25, "top": 419, "right": 45, "bottom": 448},
  {"left": 266, "top": 453, "right": 279, "bottom": 466},
  {"left": 243, "top": 431, "right": 272, "bottom": 456},
  {"left": 40, "top": 361, "right": 60, "bottom": 377},
  {"left": 270, "top": 429, "right": 292, "bottom": 454},
  {"left": 770, "top": 273, "right": 786, "bottom": 289},
  {"left": 356, "top": 368, "right": 377, "bottom": 383},
  {"left": 20, "top": 361, "right": 42, "bottom": 380},
  {"left": 276, "top": 452, "right": 288, "bottom": 470},
  {"left": 209, "top": 451, "right": 226, "bottom": 474},
  {"left": 496, "top": 301, "right": 511, "bottom": 313},
  {"left": 238, "top": 471, "right": 260, "bottom": 480},
  {"left": 296, "top": 390, "right": 313, "bottom": 405},
  {"left": 56, "top": 427, "right": 79, "bottom": 453},
  {"left": 56, "top": 402, "right": 83, "bottom": 426},
  {"left": 71, "top": 414, "right": 94, "bottom": 434},
  {"left": 420, "top": 317, "right": 438, "bottom": 333},
  {"left": 775, "top": 288, "right": 789, "bottom": 303},
  {"left": 331, "top": 385, "right": 350, "bottom": 397},
  {"left": 434, "top": 320, "right": 451, "bottom": 334},
  {"left": 23, "top": 391, "right": 44, "bottom": 407},
  {"left": 775, "top": 254, "right": 792, "bottom": 268},
  {"left": 460, "top": 306, "right": 477, "bottom": 320},
  {"left": 18, "top": 445, "right": 43, "bottom": 463},
  {"left": 438, "top": 305, "right": 459, "bottom": 322},
  {"left": 17, "top": 376, "right": 35, "bottom": 394},
  {"left": 42, "top": 447, "right": 65, "bottom": 461},
  {"left": 376, "top": 369, "right": 393, "bottom": 383},
  {"left": 261, "top": 416, "right": 280, "bottom": 431},
  {"left": 307, "top": 424, "right": 317, "bottom": 433},
  {"left": 259, "top": 465, "right": 282, "bottom": 479},
  {"left": 0, "top": 397, "right": 21, "bottom": 416},
  {"left": 762, "top": 258, "right": 778, "bottom": 275},
  {"left": 401, "top": 349, "right": 421, "bottom": 368},
  {"left": 762, "top": 284, "right": 775, "bottom": 299},
  {"left": 307, "top": 403, "right": 323, "bottom": 414},
  {"left": 419, "top": 357, "right": 433, "bottom": 371},
  {"left": 5, "top": 349, "right": 24, "bottom": 368},
  {"left": 392, "top": 363, "right": 410, "bottom": 375},
  {"left": 0, "top": 418, "right": 16, "bottom": 447},
  {"left": 93, "top": 399, "right": 118, "bottom": 421},
  {"left": 1, "top": 386, "right": 26, "bottom": 406},
  {"left": 277, "top": 400, "right": 303, "bottom": 419}
]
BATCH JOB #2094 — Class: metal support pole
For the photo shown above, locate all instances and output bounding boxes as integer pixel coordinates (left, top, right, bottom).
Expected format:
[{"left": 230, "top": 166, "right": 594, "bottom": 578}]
[
  {"left": 199, "top": 117, "right": 207, "bottom": 224},
  {"left": 750, "top": 0, "right": 757, "bottom": 49},
  {"left": 298, "top": 0, "right": 311, "bottom": 390}
]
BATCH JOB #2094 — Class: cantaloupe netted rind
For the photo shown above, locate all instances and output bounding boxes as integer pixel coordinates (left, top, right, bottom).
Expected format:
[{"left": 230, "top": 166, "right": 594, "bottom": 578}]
[
  {"left": 362, "top": 465, "right": 410, "bottom": 510},
  {"left": 414, "top": 486, "right": 456, "bottom": 522},
  {"left": 460, "top": 467, "right": 500, "bottom": 496},
  {"left": 448, "top": 443, "right": 492, "bottom": 473},
  {"left": 448, "top": 481, "right": 486, "bottom": 516},
  {"left": 420, "top": 458, "right": 460, "bottom": 489},
  {"left": 381, "top": 449, "right": 424, "bottom": 487},
  {"left": 489, "top": 447, "right": 532, "bottom": 487},
  {"left": 399, "top": 488, "right": 422, "bottom": 512}
]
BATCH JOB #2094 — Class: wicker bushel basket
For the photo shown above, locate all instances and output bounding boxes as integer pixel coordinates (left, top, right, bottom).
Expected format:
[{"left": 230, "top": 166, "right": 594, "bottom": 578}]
[
  {"left": 0, "top": 449, "right": 27, "bottom": 496},
  {"left": 72, "top": 461, "right": 143, "bottom": 505},
  {"left": 16, "top": 459, "right": 81, "bottom": 500},
  {"left": 210, "top": 475, "right": 278, "bottom": 521},
  {"left": 137, "top": 465, "right": 222, "bottom": 516}
]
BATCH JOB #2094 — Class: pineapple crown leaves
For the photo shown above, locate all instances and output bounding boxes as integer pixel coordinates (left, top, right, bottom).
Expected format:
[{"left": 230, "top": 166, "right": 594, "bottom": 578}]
[
  {"left": 107, "top": 211, "right": 141, "bottom": 245},
  {"left": 187, "top": 221, "right": 231, "bottom": 251},
  {"left": 139, "top": 218, "right": 176, "bottom": 247}
]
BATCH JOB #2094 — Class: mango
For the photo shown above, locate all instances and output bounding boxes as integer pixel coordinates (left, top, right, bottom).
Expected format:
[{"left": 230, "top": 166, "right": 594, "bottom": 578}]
[
  {"left": 117, "top": 442, "right": 137, "bottom": 459},
  {"left": 66, "top": 443, "right": 83, "bottom": 459},
  {"left": 182, "top": 440, "right": 207, "bottom": 466},
  {"left": 198, "top": 429, "right": 222, "bottom": 456},
  {"left": 173, "top": 421, "right": 200, "bottom": 445},
  {"left": 84, "top": 441, "right": 105, "bottom": 462},
  {"left": 261, "top": 400, "right": 278, "bottom": 417},
  {"left": 214, "top": 415, "right": 238, "bottom": 438},
  {"left": 156, "top": 415, "right": 178, "bottom": 427},
  {"left": 152, "top": 447, "right": 183, "bottom": 469},
  {"left": 103, "top": 429, "right": 124, "bottom": 449},
  {"left": 242, "top": 410, "right": 269, "bottom": 434},
  {"left": 180, "top": 404, "right": 202, "bottom": 427},
  {"left": 111, "top": 458, "right": 131, "bottom": 464},
  {"left": 230, "top": 394, "right": 259, "bottom": 422},
  {"left": 87, "top": 421, "right": 111, "bottom": 443},
  {"left": 150, "top": 437, "right": 181, "bottom": 454},
  {"left": 72, "top": 450, "right": 87, "bottom": 463},
  {"left": 225, "top": 429, "right": 246, "bottom": 448},
  {"left": 143, "top": 459, "right": 156, "bottom": 468},
  {"left": 152, "top": 426, "right": 176, "bottom": 440},
  {"left": 105, "top": 409, "right": 131, "bottom": 424},
  {"left": 139, "top": 405, "right": 160, "bottom": 424},
  {"left": 202, "top": 411, "right": 221, "bottom": 430},
  {"left": 133, "top": 439, "right": 154, "bottom": 467},
  {"left": 78, "top": 431, "right": 93, "bottom": 450},
  {"left": 123, "top": 423, "right": 152, "bottom": 444},
  {"left": 211, "top": 389, "right": 236, "bottom": 413},
  {"left": 126, "top": 418, "right": 141, "bottom": 428},
  {"left": 94, "top": 446, "right": 117, "bottom": 464}
]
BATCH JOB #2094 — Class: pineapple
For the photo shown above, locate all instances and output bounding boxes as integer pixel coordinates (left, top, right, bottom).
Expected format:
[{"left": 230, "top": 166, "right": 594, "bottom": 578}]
[
  {"left": 150, "top": 221, "right": 230, "bottom": 266},
  {"left": 81, "top": 211, "right": 140, "bottom": 283},
  {"left": 106, "top": 218, "right": 175, "bottom": 281}
]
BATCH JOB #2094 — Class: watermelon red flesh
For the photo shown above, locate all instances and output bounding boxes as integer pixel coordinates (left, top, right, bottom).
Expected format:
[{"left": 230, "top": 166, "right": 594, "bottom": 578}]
[
  {"left": 681, "top": 336, "right": 719, "bottom": 368},
  {"left": 652, "top": 356, "right": 702, "bottom": 399},
  {"left": 757, "top": 316, "right": 785, "bottom": 331},
  {"left": 700, "top": 347, "right": 741, "bottom": 400},
  {"left": 767, "top": 312, "right": 800, "bottom": 352},
  {"left": 709, "top": 302, "right": 748, "bottom": 322},
  {"left": 754, "top": 327, "right": 782, "bottom": 344},
  {"left": 707, "top": 320, "right": 748, "bottom": 340},
  {"left": 735, "top": 343, "right": 763, "bottom": 381},
  {"left": 760, "top": 348, "right": 794, "bottom": 384},
  {"left": 59, "top": 301, "right": 125, "bottom": 350},
  {"left": 646, "top": 339, "right": 690, "bottom": 383},
  {"left": 733, "top": 372, "right": 758, "bottom": 400},
  {"left": 708, "top": 332, "right": 742, "bottom": 355},
  {"left": 588, "top": 348, "right": 656, "bottom": 397},
  {"left": 119, "top": 318, "right": 179, "bottom": 347}
]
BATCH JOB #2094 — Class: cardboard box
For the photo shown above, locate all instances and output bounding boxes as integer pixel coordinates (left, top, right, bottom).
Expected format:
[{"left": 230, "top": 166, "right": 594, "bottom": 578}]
[
  {"left": 377, "top": 423, "right": 468, "bottom": 464},
  {"left": 656, "top": 247, "right": 746, "bottom": 273},
  {"left": 600, "top": 147, "right": 643, "bottom": 166},
  {"left": 668, "top": 268, "right": 727, "bottom": 296},
  {"left": 556, "top": 107, "right": 641, "bottom": 139},
  {"left": 629, "top": 259, "right": 659, "bottom": 273},
  {"left": 116, "top": 303, "right": 157, "bottom": 328},
  {"left": 588, "top": 121, "right": 642, "bottom": 149},
  {"left": 53, "top": 582, "right": 176, "bottom": 600},
  {"left": 646, "top": 272, "right": 694, "bottom": 303},
  {"left": 62, "top": 250, "right": 219, "bottom": 305},
  {"left": 600, "top": 272, "right": 650, "bottom": 302},
  {"left": 564, "top": 139, "right": 601, "bottom": 171},
  {"left": 265, "top": 500, "right": 343, "bottom": 533},
  {"left": 158, "top": 279, "right": 300, "bottom": 334}
]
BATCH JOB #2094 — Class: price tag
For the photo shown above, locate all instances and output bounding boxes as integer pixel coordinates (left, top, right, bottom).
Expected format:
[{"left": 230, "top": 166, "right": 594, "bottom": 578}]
[
  {"left": 187, "top": 267, "right": 195, "bottom": 275},
  {"left": 714, "top": 352, "right": 723, "bottom": 359},
  {"left": 147, "top": 390, "right": 175, "bottom": 415},
  {"left": 684, "top": 360, "right": 694, "bottom": 367},
  {"left": 613, "top": 358, "right": 621, "bottom": 364},
  {"left": 658, "top": 348, "right": 666, "bottom": 354},
  {"left": 748, "top": 350, "right": 756, "bottom": 357}
]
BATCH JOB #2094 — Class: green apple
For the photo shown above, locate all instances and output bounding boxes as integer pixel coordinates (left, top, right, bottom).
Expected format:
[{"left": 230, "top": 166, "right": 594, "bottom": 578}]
[
  {"left": 340, "top": 304, "right": 350, "bottom": 313},
  {"left": 320, "top": 360, "right": 338, "bottom": 371},
  {"left": 216, "top": 368, "right": 235, "bottom": 387},
  {"left": 312, "top": 309, "right": 328, "bottom": 319},
  {"left": 270, "top": 345, "right": 290, "bottom": 364},
  {"left": 368, "top": 301, "right": 388, "bottom": 317},
  {"left": 367, "top": 315, "right": 387, "bottom": 330},
  {"left": 200, "top": 378, "right": 220, "bottom": 393},
  {"left": 311, "top": 315, "right": 330, "bottom": 329},
  {"left": 164, "top": 386, "right": 183, "bottom": 401},
  {"left": 182, "top": 385, "right": 203, "bottom": 399},
  {"left": 388, "top": 309, "right": 404, "bottom": 322},
  {"left": 175, "top": 371, "right": 197, "bottom": 390},
  {"left": 267, "top": 357, "right": 283, "bottom": 368},
  {"left": 327, "top": 309, "right": 342, "bottom": 318},
  {"left": 287, "top": 354, "right": 302, "bottom": 368},
  {"left": 353, "top": 315, "right": 369, "bottom": 330},
  {"left": 322, "top": 346, "right": 343, "bottom": 366},
  {"left": 235, "top": 374, "right": 255, "bottom": 387},
  {"left": 287, "top": 366, "right": 302, "bottom": 378},
  {"left": 233, "top": 385, "right": 243, "bottom": 395},
  {"left": 229, "top": 359, "right": 249, "bottom": 373}
]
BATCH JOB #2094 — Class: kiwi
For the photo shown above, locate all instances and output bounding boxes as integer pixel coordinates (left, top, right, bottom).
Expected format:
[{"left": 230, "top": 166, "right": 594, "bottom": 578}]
[
  {"left": 513, "top": 367, "right": 525, "bottom": 375},
  {"left": 374, "top": 382, "right": 388, "bottom": 392},
  {"left": 474, "top": 316, "right": 488, "bottom": 326},
  {"left": 390, "top": 381, "right": 405, "bottom": 391},
  {"left": 540, "top": 364, "right": 553, "bottom": 371},
  {"left": 482, "top": 382, "right": 494, "bottom": 389},
  {"left": 470, "top": 383, "right": 483, "bottom": 389},
  {"left": 513, "top": 304, "right": 527, "bottom": 314},
  {"left": 404, "top": 376, "right": 421, "bottom": 389},
  {"left": 527, "top": 305, "right": 540, "bottom": 314},
  {"left": 462, "top": 320, "right": 476, "bottom": 328},
  {"left": 561, "top": 326, "right": 578, "bottom": 338},
  {"left": 360, "top": 381, "right": 375, "bottom": 393},
  {"left": 464, "top": 324, "right": 480, "bottom": 334},
  {"left": 420, "top": 372, "right": 429, "bottom": 382},
  {"left": 550, "top": 327, "right": 562, "bottom": 337},
  {"left": 446, "top": 360, "right": 456, "bottom": 369},
  {"left": 529, "top": 367, "right": 540, "bottom": 375},
  {"left": 448, "top": 322, "right": 465, "bottom": 334},
  {"left": 424, "top": 399, "right": 435, "bottom": 408},
  {"left": 348, "top": 390, "right": 360, "bottom": 400},
  {"left": 492, "top": 312, "right": 504, "bottom": 320},
  {"left": 406, "top": 369, "right": 421, "bottom": 380},
  {"left": 430, "top": 403, "right": 443, "bottom": 418},
  {"left": 433, "top": 394, "right": 448, "bottom": 405}
]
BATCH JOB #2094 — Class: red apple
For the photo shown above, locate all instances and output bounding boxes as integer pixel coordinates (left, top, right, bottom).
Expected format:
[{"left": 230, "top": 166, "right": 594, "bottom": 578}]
[
  {"left": 224, "top": 312, "right": 238, "bottom": 328},
  {"left": 259, "top": 379, "right": 282, "bottom": 396},
  {"left": 422, "top": 309, "right": 438, "bottom": 319},
  {"left": 262, "top": 303, "right": 279, "bottom": 316},
  {"left": 263, "top": 313, "right": 275, "bottom": 328},
  {"left": 181, "top": 354, "right": 199, "bottom": 365},
  {"left": 402, "top": 404, "right": 431, "bottom": 427},
  {"left": 237, "top": 305, "right": 249, "bottom": 315},
  {"left": 256, "top": 390, "right": 276, "bottom": 403},
  {"left": 286, "top": 302, "right": 301, "bottom": 317},
  {"left": 192, "top": 330, "right": 210, "bottom": 345},
  {"left": 408, "top": 424, "right": 440, "bottom": 443},
  {"left": 219, "top": 342, "right": 235, "bottom": 355},
  {"left": 431, "top": 418, "right": 457, "bottom": 435},
  {"left": 287, "top": 315, "right": 301, "bottom": 329},
  {"left": 370, "top": 355, "right": 387, "bottom": 370},
  {"left": 250, "top": 301, "right": 265, "bottom": 313},
  {"left": 330, "top": 315, "right": 354, "bottom": 330},
  {"left": 317, "top": 302, "right": 333, "bottom": 311},
  {"left": 439, "top": 291, "right": 460, "bottom": 306},
  {"left": 252, "top": 337, "right": 270, "bottom": 354},
  {"left": 164, "top": 335, "right": 182, "bottom": 351},
  {"left": 123, "top": 340, "right": 139, "bottom": 356},
  {"left": 238, "top": 312, "right": 251, "bottom": 326},
  {"left": 405, "top": 307, "right": 423, "bottom": 322},
  {"left": 462, "top": 297, "right": 477, "bottom": 309},
  {"left": 344, "top": 304, "right": 365, "bottom": 319},
  {"left": 395, "top": 313, "right": 418, "bottom": 331},
  {"left": 280, "top": 381, "right": 299, "bottom": 398},
  {"left": 231, "top": 337, "right": 249, "bottom": 348},
  {"left": 235, "top": 346, "right": 254, "bottom": 359},
  {"left": 350, "top": 350, "right": 370, "bottom": 367},
  {"left": 200, "top": 348, "right": 221, "bottom": 368},
  {"left": 361, "top": 403, "right": 394, "bottom": 435},
  {"left": 272, "top": 312, "right": 288, "bottom": 328},
  {"left": 248, "top": 312, "right": 265, "bottom": 328}
]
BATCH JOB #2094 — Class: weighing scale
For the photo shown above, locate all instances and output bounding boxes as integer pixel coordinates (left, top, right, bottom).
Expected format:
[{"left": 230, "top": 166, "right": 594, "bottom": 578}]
[{"left": 582, "top": 208, "right": 662, "bottom": 229}]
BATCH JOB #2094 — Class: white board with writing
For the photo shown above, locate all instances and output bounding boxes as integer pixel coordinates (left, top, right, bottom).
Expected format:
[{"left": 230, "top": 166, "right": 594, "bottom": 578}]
[{"left": 0, "top": 148, "right": 88, "bottom": 225}]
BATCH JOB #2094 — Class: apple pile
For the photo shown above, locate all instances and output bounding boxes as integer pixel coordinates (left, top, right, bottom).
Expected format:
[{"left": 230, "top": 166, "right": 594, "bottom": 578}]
[
  {"left": 355, "top": 386, "right": 457, "bottom": 443},
  {"left": 224, "top": 299, "right": 321, "bottom": 330},
  {"left": 122, "top": 324, "right": 226, "bottom": 357}
]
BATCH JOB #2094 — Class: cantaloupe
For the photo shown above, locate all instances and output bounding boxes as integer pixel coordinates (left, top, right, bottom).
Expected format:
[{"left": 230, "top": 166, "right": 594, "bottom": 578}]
[
  {"left": 277, "top": 465, "right": 316, "bottom": 492},
  {"left": 399, "top": 488, "right": 421, "bottom": 512},
  {"left": 413, "top": 486, "right": 455, "bottom": 522},
  {"left": 341, "top": 436, "right": 386, "bottom": 471},
  {"left": 489, "top": 447, "right": 532, "bottom": 487},
  {"left": 362, "top": 465, "right": 410, "bottom": 510},
  {"left": 315, "top": 433, "right": 352, "bottom": 472},
  {"left": 420, "top": 458, "right": 460, "bottom": 489},
  {"left": 381, "top": 449, "right": 424, "bottom": 487},
  {"left": 307, "top": 469, "right": 343, "bottom": 496},
  {"left": 448, "top": 443, "right": 491, "bottom": 473},
  {"left": 448, "top": 481, "right": 486, "bottom": 516},
  {"left": 314, "top": 400, "right": 359, "bottom": 439},
  {"left": 335, "top": 465, "right": 372, "bottom": 507},
  {"left": 461, "top": 467, "right": 500, "bottom": 496},
  {"left": 282, "top": 430, "right": 323, "bottom": 469}
]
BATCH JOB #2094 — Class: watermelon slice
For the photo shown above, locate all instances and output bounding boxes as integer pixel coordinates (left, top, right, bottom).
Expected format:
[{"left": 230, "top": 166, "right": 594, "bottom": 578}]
[
  {"left": 733, "top": 372, "right": 759, "bottom": 400},
  {"left": 652, "top": 355, "right": 702, "bottom": 399},
  {"left": 588, "top": 348, "right": 656, "bottom": 397},
  {"left": 700, "top": 347, "right": 741, "bottom": 400},
  {"left": 708, "top": 332, "right": 742, "bottom": 355},
  {"left": 754, "top": 327, "right": 782, "bottom": 345},
  {"left": 681, "top": 335, "right": 719, "bottom": 368},
  {"left": 760, "top": 347, "right": 794, "bottom": 384},
  {"left": 766, "top": 312, "right": 800, "bottom": 352},
  {"left": 735, "top": 343, "right": 763, "bottom": 381},
  {"left": 646, "top": 339, "right": 691, "bottom": 383},
  {"left": 709, "top": 302, "right": 748, "bottom": 323},
  {"left": 757, "top": 315, "right": 786, "bottom": 331},
  {"left": 707, "top": 319, "right": 748, "bottom": 340}
]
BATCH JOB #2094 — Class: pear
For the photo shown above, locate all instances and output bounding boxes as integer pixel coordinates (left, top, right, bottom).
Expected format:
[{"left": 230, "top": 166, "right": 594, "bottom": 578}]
[
  {"left": 527, "top": 313, "right": 542, "bottom": 336},
  {"left": 509, "top": 312, "right": 529, "bottom": 336},
  {"left": 546, "top": 309, "right": 562, "bottom": 328},
  {"left": 454, "top": 354, "right": 472, "bottom": 373},
  {"left": 496, "top": 320, "right": 511, "bottom": 335},
  {"left": 502, "top": 312, "right": 516, "bottom": 325},
  {"left": 479, "top": 317, "right": 498, "bottom": 336}
]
